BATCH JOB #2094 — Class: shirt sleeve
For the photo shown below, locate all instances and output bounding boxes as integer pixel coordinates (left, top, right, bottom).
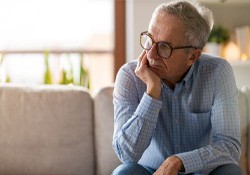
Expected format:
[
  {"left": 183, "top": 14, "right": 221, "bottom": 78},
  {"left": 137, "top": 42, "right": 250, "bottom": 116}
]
[
  {"left": 175, "top": 60, "right": 241, "bottom": 174},
  {"left": 112, "top": 64, "right": 162, "bottom": 163}
]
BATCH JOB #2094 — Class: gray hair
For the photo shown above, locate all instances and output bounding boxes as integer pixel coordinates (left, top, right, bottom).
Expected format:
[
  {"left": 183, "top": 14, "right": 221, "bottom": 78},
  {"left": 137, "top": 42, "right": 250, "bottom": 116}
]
[{"left": 151, "top": 0, "right": 214, "bottom": 49}]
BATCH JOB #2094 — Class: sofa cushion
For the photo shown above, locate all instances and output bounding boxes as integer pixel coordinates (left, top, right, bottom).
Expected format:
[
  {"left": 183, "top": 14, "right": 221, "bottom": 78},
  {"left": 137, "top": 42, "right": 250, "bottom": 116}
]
[
  {"left": 241, "top": 86, "right": 250, "bottom": 175},
  {"left": 94, "top": 87, "right": 121, "bottom": 175},
  {"left": 0, "top": 84, "right": 94, "bottom": 175},
  {"left": 237, "top": 89, "right": 248, "bottom": 175}
]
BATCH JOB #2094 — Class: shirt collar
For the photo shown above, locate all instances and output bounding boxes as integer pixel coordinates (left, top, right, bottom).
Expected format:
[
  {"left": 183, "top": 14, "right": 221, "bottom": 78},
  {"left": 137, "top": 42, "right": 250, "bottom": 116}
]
[
  {"left": 161, "top": 61, "right": 197, "bottom": 91},
  {"left": 182, "top": 62, "right": 196, "bottom": 89}
]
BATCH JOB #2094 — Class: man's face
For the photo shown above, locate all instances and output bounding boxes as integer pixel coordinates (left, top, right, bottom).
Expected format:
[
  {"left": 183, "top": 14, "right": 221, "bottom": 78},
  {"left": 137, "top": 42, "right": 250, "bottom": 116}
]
[{"left": 146, "top": 13, "right": 196, "bottom": 85}]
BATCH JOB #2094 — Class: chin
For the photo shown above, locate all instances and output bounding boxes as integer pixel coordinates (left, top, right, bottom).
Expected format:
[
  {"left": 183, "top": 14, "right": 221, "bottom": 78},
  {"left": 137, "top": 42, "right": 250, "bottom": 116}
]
[{"left": 149, "top": 67, "right": 165, "bottom": 77}]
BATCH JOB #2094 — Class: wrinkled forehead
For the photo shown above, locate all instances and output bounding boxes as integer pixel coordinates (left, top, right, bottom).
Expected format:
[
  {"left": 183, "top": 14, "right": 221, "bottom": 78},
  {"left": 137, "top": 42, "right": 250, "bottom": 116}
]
[
  {"left": 147, "top": 13, "right": 188, "bottom": 44},
  {"left": 148, "top": 13, "right": 183, "bottom": 33},
  {"left": 149, "top": 11, "right": 181, "bottom": 27}
]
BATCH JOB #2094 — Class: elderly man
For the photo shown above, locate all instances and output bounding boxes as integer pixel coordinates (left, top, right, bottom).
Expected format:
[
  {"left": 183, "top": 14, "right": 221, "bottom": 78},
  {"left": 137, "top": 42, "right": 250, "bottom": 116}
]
[{"left": 112, "top": 0, "right": 242, "bottom": 175}]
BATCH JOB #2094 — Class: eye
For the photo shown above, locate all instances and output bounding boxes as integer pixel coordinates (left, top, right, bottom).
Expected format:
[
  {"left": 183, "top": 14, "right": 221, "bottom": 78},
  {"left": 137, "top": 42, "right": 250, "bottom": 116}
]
[
  {"left": 141, "top": 35, "right": 153, "bottom": 50},
  {"left": 157, "top": 43, "right": 171, "bottom": 58}
]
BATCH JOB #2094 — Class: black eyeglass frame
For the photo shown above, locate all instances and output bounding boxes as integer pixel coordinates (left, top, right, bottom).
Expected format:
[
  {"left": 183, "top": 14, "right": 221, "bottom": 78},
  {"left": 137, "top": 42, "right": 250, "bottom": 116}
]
[{"left": 140, "top": 31, "right": 198, "bottom": 59}]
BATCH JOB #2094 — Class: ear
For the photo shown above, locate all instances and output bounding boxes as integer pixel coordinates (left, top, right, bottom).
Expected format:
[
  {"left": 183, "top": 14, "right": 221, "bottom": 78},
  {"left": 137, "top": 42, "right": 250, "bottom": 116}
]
[{"left": 188, "top": 49, "right": 201, "bottom": 66}]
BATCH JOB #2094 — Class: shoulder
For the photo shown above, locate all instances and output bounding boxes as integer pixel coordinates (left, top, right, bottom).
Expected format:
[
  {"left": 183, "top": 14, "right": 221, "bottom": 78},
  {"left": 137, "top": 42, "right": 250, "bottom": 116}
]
[
  {"left": 115, "top": 60, "right": 142, "bottom": 85},
  {"left": 195, "top": 53, "right": 232, "bottom": 73},
  {"left": 119, "top": 60, "right": 137, "bottom": 73},
  {"left": 114, "top": 60, "right": 146, "bottom": 99},
  {"left": 116, "top": 60, "right": 137, "bottom": 80},
  {"left": 195, "top": 53, "right": 236, "bottom": 89},
  {"left": 190, "top": 53, "right": 234, "bottom": 87}
]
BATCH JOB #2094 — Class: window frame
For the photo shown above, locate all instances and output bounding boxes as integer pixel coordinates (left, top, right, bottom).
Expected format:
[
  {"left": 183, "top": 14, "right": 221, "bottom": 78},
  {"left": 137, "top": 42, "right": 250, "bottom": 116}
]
[{"left": 114, "top": 0, "right": 126, "bottom": 79}]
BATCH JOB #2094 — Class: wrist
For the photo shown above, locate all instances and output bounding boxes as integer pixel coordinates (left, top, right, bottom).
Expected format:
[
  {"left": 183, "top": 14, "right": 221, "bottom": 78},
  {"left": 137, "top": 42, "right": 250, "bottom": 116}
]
[
  {"left": 174, "top": 156, "right": 185, "bottom": 172},
  {"left": 179, "top": 163, "right": 185, "bottom": 172},
  {"left": 166, "top": 156, "right": 184, "bottom": 172},
  {"left": 146, "top": 83, "right": 162, "bottom": 99}
]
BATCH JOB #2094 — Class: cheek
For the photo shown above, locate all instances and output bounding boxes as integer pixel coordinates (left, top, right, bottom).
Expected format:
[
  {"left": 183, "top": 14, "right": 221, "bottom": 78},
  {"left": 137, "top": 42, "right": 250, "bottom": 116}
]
[
  {"left": 162, "top": 59, "right": 178, "bottom": 69},
  {"left": 145, "top": 50, "right": 151, "bottom": 60},
  {"left": 163, "top": 58, "right": 188, "bottom": 72}
]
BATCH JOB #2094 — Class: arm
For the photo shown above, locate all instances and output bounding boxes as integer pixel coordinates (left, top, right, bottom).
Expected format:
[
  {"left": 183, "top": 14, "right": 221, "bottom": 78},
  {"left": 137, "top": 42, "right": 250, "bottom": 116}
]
[
  {"left": 176, "top": 61, "right": 241, "bottom": 174},
  {"left": 112, "top": 51, "right": 163, "bottom": 163}
]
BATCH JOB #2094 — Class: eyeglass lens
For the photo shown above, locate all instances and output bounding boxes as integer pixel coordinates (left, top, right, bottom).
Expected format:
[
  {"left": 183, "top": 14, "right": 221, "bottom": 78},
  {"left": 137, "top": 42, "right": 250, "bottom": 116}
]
[
  {"left": 140, "top": 33, "right": 172, "bottom": 59},
  {"left": 141, "top": 34, "right": 152, "bottom": 50},
  {"left": 157, "top": 43, "right": 171, "bottom": 58}
]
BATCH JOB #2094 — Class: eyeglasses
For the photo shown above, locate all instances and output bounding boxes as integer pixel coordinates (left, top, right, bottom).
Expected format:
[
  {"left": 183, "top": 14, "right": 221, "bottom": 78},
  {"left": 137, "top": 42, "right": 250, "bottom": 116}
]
[{"left": 140, "top": 31, "right": 198, "bottom": 59}]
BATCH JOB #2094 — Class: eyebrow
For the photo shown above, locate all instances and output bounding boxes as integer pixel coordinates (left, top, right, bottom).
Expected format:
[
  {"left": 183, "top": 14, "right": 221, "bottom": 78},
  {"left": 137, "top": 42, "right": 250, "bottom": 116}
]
[{"left": 148, "top": 32, "right": 174, "bottom": 46}]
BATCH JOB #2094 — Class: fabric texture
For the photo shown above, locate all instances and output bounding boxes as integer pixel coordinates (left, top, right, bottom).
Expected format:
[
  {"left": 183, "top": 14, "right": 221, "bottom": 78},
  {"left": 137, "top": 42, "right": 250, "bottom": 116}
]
[
  {"left": 94, "top": 87, "right": 121, "bottom": 175},
  {"left": 0, "top": 84, "right": 94, "bottom": 175},
  {"left": 113, "top": 53, "right": 241, "bottom": 175},
  {"left": 241, "top": 86, "right": 250, "bottom": 175},
  {"left": 237, "top": 90, "right": 248, "bottom": 175}
]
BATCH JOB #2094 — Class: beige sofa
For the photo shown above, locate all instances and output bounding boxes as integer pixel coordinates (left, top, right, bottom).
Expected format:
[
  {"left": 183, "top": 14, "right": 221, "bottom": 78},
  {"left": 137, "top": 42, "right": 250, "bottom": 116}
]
[{"left": 0, "top": 84, "right": 249, "bottom": 175}]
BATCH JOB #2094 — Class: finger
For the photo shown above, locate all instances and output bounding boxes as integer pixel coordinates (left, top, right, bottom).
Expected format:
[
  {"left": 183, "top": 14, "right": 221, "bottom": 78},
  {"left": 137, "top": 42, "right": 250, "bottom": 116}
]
[
  {"left": 141, "top": 54, "right": 148, "bottom": 66},
  {"left": 138, "top": 50, "right": 146, "bottom": 61},
  {"left": 137, "top": 50, "right": 146, "bottom": 68}
]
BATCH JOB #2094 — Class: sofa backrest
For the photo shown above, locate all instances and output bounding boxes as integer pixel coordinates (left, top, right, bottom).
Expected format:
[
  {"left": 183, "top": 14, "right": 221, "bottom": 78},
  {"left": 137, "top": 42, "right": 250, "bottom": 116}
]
[
  {"left": 0, "top": 84, "right": 249, "bottom": 175},
  {"left": 0, "top": 84, "right": 95, "bottom": 175},
  {"left": 240, "top": 87, "right": 250, "bottom": 175},
  {"left": 237, "top": 89, "right": 249, "bottom": 175},
  {"left": 94, "top": 87, "right": 121, "bottom": 175}
]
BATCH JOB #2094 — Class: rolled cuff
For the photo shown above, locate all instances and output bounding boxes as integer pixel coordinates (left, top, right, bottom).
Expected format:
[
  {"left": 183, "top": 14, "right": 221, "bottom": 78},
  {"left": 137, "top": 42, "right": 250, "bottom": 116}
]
[{"left": 175, "top": 150, "right": 203, "bottom": 174}]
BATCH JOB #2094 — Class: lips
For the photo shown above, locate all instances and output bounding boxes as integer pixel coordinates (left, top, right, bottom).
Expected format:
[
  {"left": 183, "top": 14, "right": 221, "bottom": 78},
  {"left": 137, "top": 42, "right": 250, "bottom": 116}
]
[
  {"left": 149, "top": 64, "right": 160, "bottom": 69},
  {"left": 147, "top": 56, "right": 165, "bottom": 69},
  {"left": 148, "top": 60, "right": 162, "bottom": 68}
]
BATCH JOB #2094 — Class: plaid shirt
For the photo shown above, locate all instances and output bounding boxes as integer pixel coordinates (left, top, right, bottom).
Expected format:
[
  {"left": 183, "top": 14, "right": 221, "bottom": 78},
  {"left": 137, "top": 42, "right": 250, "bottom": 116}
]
[{"left": 112, "top": 53, "right": 241, "bottom": 174}]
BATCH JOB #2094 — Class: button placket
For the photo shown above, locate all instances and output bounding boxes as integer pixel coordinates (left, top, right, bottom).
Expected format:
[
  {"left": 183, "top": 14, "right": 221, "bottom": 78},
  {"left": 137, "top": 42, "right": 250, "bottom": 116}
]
[{"left": 172, "top": 93, "right": 181, "bottom": 153}]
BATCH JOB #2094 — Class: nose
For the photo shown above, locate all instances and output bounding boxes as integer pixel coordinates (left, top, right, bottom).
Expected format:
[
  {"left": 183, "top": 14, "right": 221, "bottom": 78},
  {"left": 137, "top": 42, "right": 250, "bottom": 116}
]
[{"left": 147, "top": 43, "right": 161, "bottom": 60}]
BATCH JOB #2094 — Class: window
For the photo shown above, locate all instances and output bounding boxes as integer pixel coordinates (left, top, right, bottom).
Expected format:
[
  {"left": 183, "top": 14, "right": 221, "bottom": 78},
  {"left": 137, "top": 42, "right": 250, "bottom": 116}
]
[{"left": 0, "top": 0, "right": 114, "bottom": 94}]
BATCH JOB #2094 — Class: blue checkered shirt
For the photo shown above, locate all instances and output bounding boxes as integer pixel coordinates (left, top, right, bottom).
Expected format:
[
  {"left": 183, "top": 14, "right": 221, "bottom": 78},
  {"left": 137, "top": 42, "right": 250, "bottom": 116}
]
[{"left": 112, "top": 53, "right": 241, "bottom": 174}]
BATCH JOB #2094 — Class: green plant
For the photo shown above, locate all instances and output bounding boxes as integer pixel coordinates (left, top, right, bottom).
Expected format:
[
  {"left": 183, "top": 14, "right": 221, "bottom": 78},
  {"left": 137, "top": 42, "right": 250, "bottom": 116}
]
[
  {"left": 43, "top": 51, "right": 53, "bottom": 84},
  {"left": 60, "top": 54, "right": 74, "bottom": 85},
  {"left": 0, "top": 53, "right": 11, "bottom": 83},
  {"left": 208, "top": 25, "right": 230, "bottom": 44},
  {"left": 79, "top": 54, "right": 90, "bottom": 89}
]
